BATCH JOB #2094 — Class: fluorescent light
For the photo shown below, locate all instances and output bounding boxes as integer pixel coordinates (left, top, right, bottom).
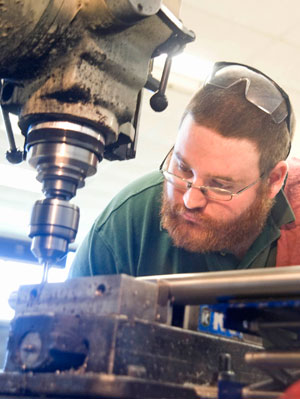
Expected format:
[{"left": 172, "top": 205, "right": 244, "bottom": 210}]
[
  {"left": 172, "top": 53, "right": 214, "bottom": 81},
  {"left": 153, "top": 53, "right": 214, "bottom": 83}
]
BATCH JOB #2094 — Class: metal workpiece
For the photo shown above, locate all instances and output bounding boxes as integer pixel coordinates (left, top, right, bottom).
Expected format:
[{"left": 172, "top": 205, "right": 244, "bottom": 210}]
[
  {"left": 13, "top": 274, "right": 161, "bottom": 321},
  {"left": 139, "top": 265, "right": 300, "bottom": 305}
]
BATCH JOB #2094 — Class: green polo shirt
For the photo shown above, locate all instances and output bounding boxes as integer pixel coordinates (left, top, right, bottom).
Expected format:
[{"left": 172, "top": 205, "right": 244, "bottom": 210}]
[{"left": 69, "top": 171, "right": 295, "bottom": 278}]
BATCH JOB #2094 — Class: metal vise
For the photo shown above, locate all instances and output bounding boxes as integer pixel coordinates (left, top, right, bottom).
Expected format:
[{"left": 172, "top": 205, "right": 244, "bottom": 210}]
[{"left": 0, "top": 273, "right": 266, "bottom": 399}]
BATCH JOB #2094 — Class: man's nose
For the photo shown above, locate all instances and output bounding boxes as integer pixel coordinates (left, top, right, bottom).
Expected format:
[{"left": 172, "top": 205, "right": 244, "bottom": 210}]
[{"left": 183, "top": 187, "right": 208, "bottom": 209}]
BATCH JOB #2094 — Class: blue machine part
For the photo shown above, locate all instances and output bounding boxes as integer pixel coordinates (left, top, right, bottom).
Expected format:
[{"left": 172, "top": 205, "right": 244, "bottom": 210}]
[
  {"left": 198, "top": 305, "right": 243, "bottom": 339},
  {"left": 210, "top": 299, "right": 300, "bottom": 334},
  {"left": 218, "top": 379, "right": 244, "bottom": 399}
]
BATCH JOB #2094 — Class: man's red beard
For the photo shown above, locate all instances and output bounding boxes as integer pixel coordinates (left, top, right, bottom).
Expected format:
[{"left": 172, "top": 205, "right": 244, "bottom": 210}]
[{"left": 160, "top": 183, "right": 274, "bottom": 255}]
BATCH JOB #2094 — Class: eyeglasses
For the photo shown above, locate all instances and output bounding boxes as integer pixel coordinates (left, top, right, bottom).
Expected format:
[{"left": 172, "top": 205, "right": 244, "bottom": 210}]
[
  {"left": 159, "top": 149, "right": 264, "bottom": 202},
  {"left": 205, "top": 62, "right": 294, "bottom": 135}
]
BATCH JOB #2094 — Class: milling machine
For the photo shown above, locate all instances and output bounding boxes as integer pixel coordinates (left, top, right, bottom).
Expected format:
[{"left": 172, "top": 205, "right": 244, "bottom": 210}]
[{"left": 0, "top": 0, "right": 194, "bottom": 276}]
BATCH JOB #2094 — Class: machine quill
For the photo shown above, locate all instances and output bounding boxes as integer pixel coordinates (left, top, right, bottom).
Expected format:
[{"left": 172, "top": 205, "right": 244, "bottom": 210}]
[{"left": 1, "top": 1, "right": 300, "bottom": 399}]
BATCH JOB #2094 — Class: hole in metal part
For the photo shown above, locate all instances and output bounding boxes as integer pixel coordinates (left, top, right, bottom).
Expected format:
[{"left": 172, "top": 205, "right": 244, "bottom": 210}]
[{"left": 95, "top": 284, "right": 106, "bottom": 296}]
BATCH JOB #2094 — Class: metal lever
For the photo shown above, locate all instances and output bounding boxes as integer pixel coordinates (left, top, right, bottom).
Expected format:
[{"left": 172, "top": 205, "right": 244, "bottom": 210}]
[
  {"left": 150, "top": 55, "right": 172, "bottom": 112},
  {"left": 1, "top": 106, "right": 23, "bottom": 164}
]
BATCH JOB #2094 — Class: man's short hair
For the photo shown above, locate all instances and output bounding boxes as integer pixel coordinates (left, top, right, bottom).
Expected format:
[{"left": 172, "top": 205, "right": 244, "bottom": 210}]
[{"left": 182, "top": 81, "right": 294, "bottom": 174}]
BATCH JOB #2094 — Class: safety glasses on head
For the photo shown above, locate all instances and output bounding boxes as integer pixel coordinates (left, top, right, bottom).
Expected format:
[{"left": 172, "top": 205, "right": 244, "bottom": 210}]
[{"left": 205, "top": 62, "right": 294, "bottom": 136}]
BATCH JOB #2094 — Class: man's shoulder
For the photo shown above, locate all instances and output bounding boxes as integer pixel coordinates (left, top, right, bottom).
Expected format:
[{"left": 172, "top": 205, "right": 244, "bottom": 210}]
[
  {"left": 284, "top": 157, "right": 300, "bottom": 220},
  {"left": 95, "top": 171, "right": 164, "bottom": 229},
  {"left": 276, "top": 157, "right": 300, "bottom": 266},
  {"left": 110, "top": 170, "right": 164, "bottom": 206},
  {"left": 118, "top": 170, "right": 164, "bottom": 197},
  {"left": 286, "top": 157, "right": 300, "bottom": 191}
]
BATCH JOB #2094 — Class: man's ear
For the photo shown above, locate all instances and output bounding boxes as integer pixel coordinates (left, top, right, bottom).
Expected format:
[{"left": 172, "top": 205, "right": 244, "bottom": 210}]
[{"left": 267, "top": 161, "right": 288, "bottom": 199}]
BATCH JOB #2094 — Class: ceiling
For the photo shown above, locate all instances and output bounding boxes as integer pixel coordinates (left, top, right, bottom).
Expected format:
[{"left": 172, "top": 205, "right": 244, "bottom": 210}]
[{"left": 1, "top": 0, "right": 300, "bottom": 248}]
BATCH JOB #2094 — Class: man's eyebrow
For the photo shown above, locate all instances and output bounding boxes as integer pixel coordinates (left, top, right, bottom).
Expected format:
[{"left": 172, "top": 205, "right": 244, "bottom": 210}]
[
  {"left": 208, "top": 174, "right": 235, "bottom": 183},
  {"left": 174, "top": 151, "right": 240, "bottom": 183},
  {"left": 174, "top": 151, "right": 190, "bottom": 167}
]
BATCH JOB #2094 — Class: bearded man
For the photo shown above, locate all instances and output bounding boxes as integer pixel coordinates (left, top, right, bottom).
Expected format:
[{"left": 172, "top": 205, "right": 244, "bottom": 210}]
[{"left": 69, "top": 62, "right": 299, "bottom": 278}]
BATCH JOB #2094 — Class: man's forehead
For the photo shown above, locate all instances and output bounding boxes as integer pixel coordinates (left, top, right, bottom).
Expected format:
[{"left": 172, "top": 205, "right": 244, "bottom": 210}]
[
  {"left": 178, "top": 115, "right": 259, "bottom": 152},
  {"left": 175, "top": 120, "right": 261, "bottom": 180}
]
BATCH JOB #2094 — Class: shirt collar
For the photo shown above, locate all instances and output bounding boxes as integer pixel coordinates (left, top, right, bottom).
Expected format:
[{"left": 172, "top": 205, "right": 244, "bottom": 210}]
[{"left": 271, "top": 188, "right": 295, "bottom": 228}]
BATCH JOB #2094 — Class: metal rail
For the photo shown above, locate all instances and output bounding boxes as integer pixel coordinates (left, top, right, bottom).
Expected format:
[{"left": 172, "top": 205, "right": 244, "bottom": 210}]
[{"left": 138, "top": 265, "right": 300, "bottom": 305}]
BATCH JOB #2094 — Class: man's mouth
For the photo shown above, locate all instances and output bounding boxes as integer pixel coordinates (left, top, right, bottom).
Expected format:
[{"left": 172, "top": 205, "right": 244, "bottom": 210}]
[{"left": 181, "top": 211, "right": 204, "bottom": 225}]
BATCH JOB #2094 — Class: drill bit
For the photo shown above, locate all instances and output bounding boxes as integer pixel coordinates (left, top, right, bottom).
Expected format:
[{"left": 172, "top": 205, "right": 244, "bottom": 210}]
[{"left": 41, "top": 261, "right": 50, "bottom": 284}]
